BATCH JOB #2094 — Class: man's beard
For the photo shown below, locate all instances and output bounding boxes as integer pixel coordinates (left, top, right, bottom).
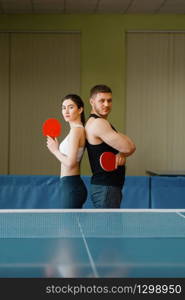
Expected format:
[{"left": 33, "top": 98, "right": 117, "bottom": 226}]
[{"left": 93, "top": 105, "right": 109, "bottom": 118}]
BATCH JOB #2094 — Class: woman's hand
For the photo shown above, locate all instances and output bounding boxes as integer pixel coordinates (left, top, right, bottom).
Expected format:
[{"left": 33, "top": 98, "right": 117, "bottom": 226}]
[{"left": 46, "top": 136, "right": 59, "bottom": 154}]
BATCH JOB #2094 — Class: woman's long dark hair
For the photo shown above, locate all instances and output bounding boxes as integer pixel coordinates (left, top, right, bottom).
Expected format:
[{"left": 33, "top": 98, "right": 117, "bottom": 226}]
[{"left": 62, "top": 94, "right": 85, "bottom": 125}]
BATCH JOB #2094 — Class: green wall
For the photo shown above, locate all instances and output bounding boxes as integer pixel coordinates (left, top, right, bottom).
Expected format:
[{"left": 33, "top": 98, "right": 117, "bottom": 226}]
[{"left": 1, "top": 14, "right": 185, "bottom": 174}]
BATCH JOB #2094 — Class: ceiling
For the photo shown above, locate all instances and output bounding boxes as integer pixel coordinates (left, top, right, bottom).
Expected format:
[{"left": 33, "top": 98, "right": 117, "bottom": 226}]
[{"left": 0, "top": 0, "right": 185, "bottom": 15}]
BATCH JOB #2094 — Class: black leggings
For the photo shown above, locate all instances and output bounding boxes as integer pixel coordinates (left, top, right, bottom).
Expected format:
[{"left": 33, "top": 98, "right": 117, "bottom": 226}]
[{"left": 59, "top": 175, "right": 87, "bottom": 208}]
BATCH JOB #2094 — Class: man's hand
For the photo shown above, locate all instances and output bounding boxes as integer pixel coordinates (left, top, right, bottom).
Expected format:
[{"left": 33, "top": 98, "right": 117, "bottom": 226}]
[{"left": 115, "top": 152, "right": 126, "bottom": 168}]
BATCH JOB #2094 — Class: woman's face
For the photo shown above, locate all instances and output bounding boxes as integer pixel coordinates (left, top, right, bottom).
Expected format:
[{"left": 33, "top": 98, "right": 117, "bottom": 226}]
[{"left": 62, "top": 99, "right": 82, "bottom": 122}]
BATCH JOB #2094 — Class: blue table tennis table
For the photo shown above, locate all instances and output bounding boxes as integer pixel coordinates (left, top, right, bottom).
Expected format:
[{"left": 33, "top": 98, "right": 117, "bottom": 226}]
[{"left": 0, "top": 209, "right": 185, "bottom": 278}]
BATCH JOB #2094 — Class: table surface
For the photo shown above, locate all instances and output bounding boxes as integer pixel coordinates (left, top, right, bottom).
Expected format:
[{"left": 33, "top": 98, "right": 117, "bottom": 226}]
[
  {"left": 0, "top": 210, "right": 185, "bottom": 278},
  {"left": 146, "top": 170, "right": 185, "bottom": 176}
]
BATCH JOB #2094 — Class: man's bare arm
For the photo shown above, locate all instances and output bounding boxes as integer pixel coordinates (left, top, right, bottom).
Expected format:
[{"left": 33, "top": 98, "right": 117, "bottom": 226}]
[{"left": 91, "top": 118, "right": 136, "bottom": 156}]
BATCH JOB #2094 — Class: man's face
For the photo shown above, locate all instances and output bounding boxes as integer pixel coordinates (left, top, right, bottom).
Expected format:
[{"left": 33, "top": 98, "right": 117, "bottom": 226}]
[{"left": 90, "top": 92, "right": 112, "bottom": 118}]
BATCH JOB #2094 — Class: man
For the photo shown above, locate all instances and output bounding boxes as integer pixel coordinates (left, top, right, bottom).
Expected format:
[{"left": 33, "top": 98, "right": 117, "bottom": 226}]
[{"left": 85, "top": 84, "right": 136, "bottom": 208}]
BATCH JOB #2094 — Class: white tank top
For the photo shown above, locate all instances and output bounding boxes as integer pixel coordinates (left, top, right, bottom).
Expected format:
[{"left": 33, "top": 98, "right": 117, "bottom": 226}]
[{"left": 59, "top": 124, "right": 84, "bottom": 162}]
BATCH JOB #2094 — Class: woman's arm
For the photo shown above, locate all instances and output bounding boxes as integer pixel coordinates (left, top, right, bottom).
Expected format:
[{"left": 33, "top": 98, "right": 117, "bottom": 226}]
[{"left": 46, "top": 128, "right": 83, "bottom": 168}]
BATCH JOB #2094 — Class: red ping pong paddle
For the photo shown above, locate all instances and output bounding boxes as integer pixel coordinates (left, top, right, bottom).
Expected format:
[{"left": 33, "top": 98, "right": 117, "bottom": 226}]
[
  {"left": 100, "top": 152, "right": 116, "bottom": 172},
  {"left": 42, "top": 118, "right": 61, "bottom": 138}
]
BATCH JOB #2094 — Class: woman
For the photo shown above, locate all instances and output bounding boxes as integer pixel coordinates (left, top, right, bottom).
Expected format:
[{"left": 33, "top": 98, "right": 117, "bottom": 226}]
[{"left": 46, "top": 94, "right": 87, "bottom": 208}]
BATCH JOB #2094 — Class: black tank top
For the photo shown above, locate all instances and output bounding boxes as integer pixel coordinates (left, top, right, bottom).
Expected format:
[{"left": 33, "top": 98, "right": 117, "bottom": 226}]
[{"left": 86, "top": 114, "right": 125, "bottom": 187}]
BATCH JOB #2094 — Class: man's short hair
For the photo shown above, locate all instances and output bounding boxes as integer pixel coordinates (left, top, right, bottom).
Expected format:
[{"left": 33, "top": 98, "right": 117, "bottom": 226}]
[{"left": 90, "top": 84, "right": 112, "bottom": 98}]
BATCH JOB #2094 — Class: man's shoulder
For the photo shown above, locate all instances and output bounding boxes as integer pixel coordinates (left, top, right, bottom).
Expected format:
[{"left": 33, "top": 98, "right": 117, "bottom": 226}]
[
  {"left": 85, "top": 117, "right": 109, "bottom": 131},
  {"left": 85, "top": 119, "right": 114, "bottom": 143},
  {"left": 85, "top": 116, "right": 109, "bottom": 126}
]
